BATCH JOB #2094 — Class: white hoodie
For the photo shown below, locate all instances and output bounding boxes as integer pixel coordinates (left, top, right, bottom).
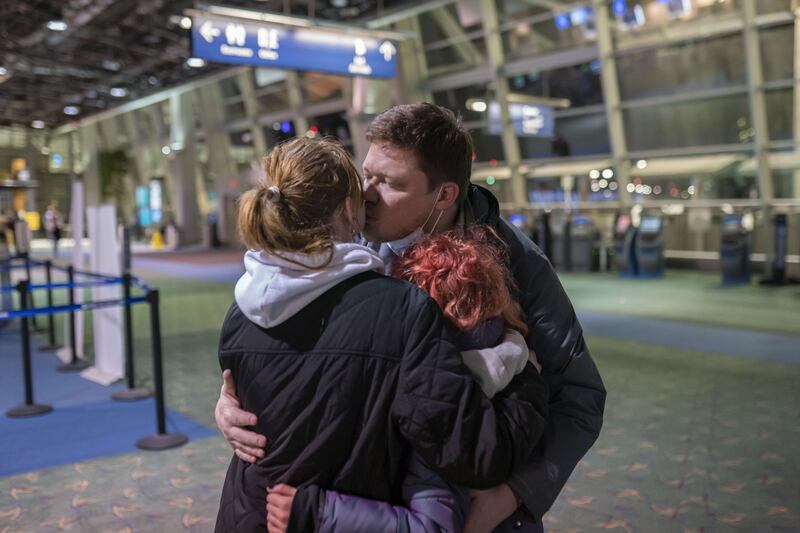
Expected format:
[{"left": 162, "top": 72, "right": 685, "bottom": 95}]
[{"left": 234, "top": 242, "right": 384, "bottom": 328}]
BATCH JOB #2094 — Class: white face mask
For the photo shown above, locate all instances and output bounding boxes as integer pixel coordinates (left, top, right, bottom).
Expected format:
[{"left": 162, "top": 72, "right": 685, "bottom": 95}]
[{"left": 386, "top": 186, "right": 444, "bottom": 256}]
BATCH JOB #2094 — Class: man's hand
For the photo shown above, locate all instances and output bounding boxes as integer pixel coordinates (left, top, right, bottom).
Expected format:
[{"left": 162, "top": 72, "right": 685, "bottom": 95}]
[
  {"left": 465, "top": 484, "right": 520, "bottom": 533},
  {"left": 266, "top": 483, "right": 297, "bottom": 533},
  {"left": 215, "top": 369, "right": 267, "bottom": 463}
]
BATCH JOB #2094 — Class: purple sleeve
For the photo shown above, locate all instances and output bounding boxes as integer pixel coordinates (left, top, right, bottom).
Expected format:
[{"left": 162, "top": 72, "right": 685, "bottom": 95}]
[{"left": 316, "top": 454, "right": 470, "bottom": 533}]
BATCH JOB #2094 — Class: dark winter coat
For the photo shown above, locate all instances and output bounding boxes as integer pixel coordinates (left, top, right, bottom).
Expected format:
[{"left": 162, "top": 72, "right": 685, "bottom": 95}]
[{"left": 214, "top": 269, "right": 549, "bottom": 533}]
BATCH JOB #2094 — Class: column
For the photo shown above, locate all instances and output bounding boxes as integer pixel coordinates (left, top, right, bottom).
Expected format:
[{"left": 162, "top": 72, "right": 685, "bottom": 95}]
[
  {"left": 480, "top": 0, "right": 527, "bottom": 209},
  {"left": 168, "top": 92, "right": 202, "bottom": 244},
  {"left": 743, "top": 0, "right": 775, "bottom": 270},
  {"left": 593, "top": 0, "right": 631, "bottom": 207},
  {"left": 238, "top": 70, "right": 269, "bottom": 158}
]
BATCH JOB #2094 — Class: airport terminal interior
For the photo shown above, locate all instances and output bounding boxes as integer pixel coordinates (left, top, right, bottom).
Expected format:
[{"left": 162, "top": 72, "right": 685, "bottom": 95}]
[{"left": 1, "top": 0, "right": 800, "bottom": 531}]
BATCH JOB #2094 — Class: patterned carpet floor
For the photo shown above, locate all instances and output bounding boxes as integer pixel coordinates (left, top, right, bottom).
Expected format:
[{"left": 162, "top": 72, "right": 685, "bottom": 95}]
[{"left": 1, "top": 258, "right": 798, "bottom": 532}]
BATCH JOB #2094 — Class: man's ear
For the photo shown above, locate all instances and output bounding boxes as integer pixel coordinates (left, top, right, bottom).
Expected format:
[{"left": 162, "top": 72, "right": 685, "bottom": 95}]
[{"left": 434, "top": 182, "right": 461, "bottom": 211}]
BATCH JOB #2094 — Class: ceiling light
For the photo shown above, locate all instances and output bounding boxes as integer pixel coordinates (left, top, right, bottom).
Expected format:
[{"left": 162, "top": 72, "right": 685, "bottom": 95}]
[
  {"left": 589, "top": 169, "right": 600, "bottom": 179},
  {"left": 636, "top": 159, "right": 647, "bottom": 169},
  {"left": 331, "top": 0, "right": 349, "bottom": 7},
  {"left": 41, "top": 146, "right": 51, "bottom": 155},
  {"left": 102, "top": 60, "right": 121, "bottom": 72},
  {"left": 47, "top": 20, "right": 68, "bottom": 31},
  {"left": 161, "top": 145, "right": 172, "bottom": 155},
  {"left": 466, "top": 99, "right": 488, "bottom": 113},
  {"left": 0, "top": 67, "right": 7, "bottom": 76},
  {"left": 180, "top": 16, "right": 193, "bottom": 29},
  {"left": 63, "top": 106, "right": 80, "bottom": 116},
  {"left": 602, "top": 168, "right": 614, "bottom": 179},
  {"left": 31, "top": 120, "right": 45, "bottom": 129},
  {"left": 186, "top": 57, "right": 206, "bottom": 68},
  {"left": 110, "top": 87, "right": 128, "bottom": 97}
]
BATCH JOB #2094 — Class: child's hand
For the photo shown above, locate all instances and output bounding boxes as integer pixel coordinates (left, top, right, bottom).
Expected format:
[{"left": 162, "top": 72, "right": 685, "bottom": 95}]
[{"left": 266, "top": 483, "right": 297, "bottom": 533}]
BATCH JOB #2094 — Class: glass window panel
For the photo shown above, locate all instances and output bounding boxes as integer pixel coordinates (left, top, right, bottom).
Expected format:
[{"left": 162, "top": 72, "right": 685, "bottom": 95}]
[
  {"left": 760, "top": 25, "right": 793, "bottom": 82},
  {"left": 502, "top": 15, "right": 596, "bottom": 59},
  {"left": 766, "top": 89, "right": 792, "bottom": 142},
  {"left": 507, "top": 61, "right": 603, "bottom": 108},
  {"left": 225, "top": 101, "right": 247, "bottom": 121},
  {"left": 757, "top": 0, "right": 791, "bottom": 14},
  {"left": 229, "top": 129, "right": 254, "bottom": 147},
  {"left": 617, "top": 34, "right": 746, "bottom": 100},
  {"left": 432, "top": 84, "right": 489, "bottom": 122},
  {"left": 300, "top": 73, "right": 344, "bottom": 103},
  {"left": 471, "top": 129, "right": 505, "bottom": 162},
  {"left": 519, "top": 112, "right": 610, "bottom": 158},
  {"left": 614, "top": 0, "right": 740, "bottom": 34},
  {"left": 308, "top": 112, "right": 352, "bottom": 145},
  {"left": 257, "top": 81, "right": 291, "bottom": 114},
  {"left": 419, "top": 3, "right": 483, "bottom": 46},
  {"left": 219, "top": 77, "right": 241, "bottom": 100},
  {"left": 263, "top": 120, "right": 296, "bottom": 146},
  {"left": 525, "top": 177, "right": 579, "bottom": 204},
  {"left": 623, "top": 95, "right": 751, "bottom": 151},
  {"left": 425, "top": 36, "right": 487, "bottom": 72}
]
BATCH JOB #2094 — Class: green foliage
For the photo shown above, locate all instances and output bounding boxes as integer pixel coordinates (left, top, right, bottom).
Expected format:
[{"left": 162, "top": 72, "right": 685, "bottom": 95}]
[{"left": 98, "top": 149, "right": 131, "bottom": 219}]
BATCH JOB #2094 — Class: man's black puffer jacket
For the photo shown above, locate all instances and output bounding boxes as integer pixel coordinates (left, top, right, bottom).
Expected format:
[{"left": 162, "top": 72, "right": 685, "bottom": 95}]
[{"left": 215, "top": 270, "right": 548, "bottom": 532}]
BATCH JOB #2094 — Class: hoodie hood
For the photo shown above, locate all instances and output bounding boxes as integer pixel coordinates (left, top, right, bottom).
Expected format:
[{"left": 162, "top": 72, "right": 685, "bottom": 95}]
[{"left": 235, "top": 242, "right": 384, "bottom": 328}]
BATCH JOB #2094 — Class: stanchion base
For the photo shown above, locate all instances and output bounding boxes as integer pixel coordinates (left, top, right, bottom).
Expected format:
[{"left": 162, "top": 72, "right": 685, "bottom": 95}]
[
  {"left": 6, "top": 403, "right": 54, "bottom": 418},
  {"left": 39, "top": 344, "right": 63, "bottom": 352},
  {"left": 58, "top": 360, "right": 91, "bottom": 372},
  {"left": 135, "top": 432, "right": 189, "bottom": 451},
  {"left": 112, "top": 388, "right": 153, "bottom": 401}
]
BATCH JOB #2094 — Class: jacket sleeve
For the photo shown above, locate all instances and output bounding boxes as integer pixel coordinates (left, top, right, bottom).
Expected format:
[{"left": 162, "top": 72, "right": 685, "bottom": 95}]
[
  {"left": 392, "top": 294, "right": 549, "bottom": 489},
  {"left": 306, "top": 454, "right": 470, "bottom": 533},
  {"left": 502, "top": 222, "right": 607, "bottom": 521},
  {"left": 460, "top": 329, "right": 530, "bottom": 398}
]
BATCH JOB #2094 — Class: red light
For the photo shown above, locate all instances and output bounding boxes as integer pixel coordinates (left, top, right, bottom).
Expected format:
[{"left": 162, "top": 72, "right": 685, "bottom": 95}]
[
  {"left": 489, "top": 159, "right": 498, "bottom": 167},
  {"left": 310, "top": 125, "right": 319, "bottom": 133},
  {"left": 633, "top": 178, "right": 641, "bottom": 185},
  {"left": 472, "top": 152, "right": 477, "bottom": 161},
  {"left": 228, "top": 179, "right": 238, "bottom": 190}
]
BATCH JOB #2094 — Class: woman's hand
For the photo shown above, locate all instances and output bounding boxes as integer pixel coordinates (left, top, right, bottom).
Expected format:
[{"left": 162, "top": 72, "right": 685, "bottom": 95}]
[{"left": 266, "top": 483, "right": 298, "bottom": 533}]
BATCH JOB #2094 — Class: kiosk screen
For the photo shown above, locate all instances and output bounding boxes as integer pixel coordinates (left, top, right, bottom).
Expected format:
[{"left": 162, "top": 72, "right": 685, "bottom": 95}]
[{"left": 639, "top": 216, "right": 661, "bottom": 234}]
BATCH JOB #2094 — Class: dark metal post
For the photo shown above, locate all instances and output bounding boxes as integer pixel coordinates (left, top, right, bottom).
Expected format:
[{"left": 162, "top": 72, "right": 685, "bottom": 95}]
[
  {"left": 39, "top": 260, "right": 61, "bottom": 351},
  {"left": 22, "top": 252, "right": 40, "bottom": 330},
  {"left": 135, "top": 289, "right": 187, "bottom": 450},
  {"left": 6, "top": 281, "right": 53, "bottom": 418},
  {"left": 58, "top": 265, "right": 89, "bottom": 371},
  {"left": 112, "top": 273, "right": 151, "bottom": 401}
]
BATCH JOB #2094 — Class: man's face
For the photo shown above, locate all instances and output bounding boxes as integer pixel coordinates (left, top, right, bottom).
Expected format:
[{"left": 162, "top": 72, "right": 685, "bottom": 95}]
[{"left": 361, "top": 142, "right": 437, "bottom": 243}]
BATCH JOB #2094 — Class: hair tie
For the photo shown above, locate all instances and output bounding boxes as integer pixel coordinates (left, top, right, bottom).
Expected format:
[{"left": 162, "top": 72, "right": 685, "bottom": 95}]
[{"left": 265, "top": 185, "right": 282, "bottom": 203}]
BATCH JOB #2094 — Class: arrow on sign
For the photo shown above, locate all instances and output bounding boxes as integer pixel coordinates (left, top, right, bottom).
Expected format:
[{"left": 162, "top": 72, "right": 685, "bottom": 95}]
[
  {"left": 200, "top": 21, "right": 221, "bottom": 43},
  {"left": 379, "top": 41, "right": 396, "bottom": 62}
]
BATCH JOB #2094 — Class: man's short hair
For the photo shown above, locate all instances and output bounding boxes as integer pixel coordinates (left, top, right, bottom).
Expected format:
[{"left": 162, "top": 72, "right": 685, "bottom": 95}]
[{"left": 366, "top": 103, "right": 474, "bottom": 203}]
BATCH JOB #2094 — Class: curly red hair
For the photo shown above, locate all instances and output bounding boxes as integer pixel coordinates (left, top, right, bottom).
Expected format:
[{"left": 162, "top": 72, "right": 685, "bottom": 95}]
[{"left": 392, "top": 226, "right": 528, "bottom": 335}]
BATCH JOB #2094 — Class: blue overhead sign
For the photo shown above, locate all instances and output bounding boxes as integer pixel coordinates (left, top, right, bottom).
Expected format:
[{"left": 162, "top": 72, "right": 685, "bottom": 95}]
[{"left": 191, "top": 14, "right": 398, "bottom": 79}]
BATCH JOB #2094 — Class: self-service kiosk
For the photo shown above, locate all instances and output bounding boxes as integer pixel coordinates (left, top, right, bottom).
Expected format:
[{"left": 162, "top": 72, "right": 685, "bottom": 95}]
[
  {"left": 761, "top": 213, "right": 799, "bottom": 285},
  {"left": 720, "top": 214, "right": 750, "bottom": 285},
  {"left": 569, "top": 215, "right": 595, "bottom": 272},
  {"left": 635, "top": 215, "right": 665, "bottom": 277},
  {"left": 613, "top": 213, "right": 637, "bottom": 277},
  {"left": 531, "top": 213, "right": 553, "bottom": 262}
]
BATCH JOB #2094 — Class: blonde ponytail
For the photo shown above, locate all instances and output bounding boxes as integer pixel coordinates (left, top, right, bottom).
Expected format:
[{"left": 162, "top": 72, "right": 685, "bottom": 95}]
[{"left": 236, "top": 137, "right": 362, "bottom": 266}]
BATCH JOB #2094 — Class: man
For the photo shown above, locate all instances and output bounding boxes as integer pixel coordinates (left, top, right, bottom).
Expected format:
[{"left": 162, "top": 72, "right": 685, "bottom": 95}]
[{"left": 216, "top": 103, "right": 606, "bottom": 532}]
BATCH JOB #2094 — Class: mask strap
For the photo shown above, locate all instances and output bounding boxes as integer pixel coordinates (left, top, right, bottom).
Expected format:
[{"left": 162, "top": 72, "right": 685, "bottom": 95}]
[{"left": 420, "top": 185, "right": 444, "bottom": 232}]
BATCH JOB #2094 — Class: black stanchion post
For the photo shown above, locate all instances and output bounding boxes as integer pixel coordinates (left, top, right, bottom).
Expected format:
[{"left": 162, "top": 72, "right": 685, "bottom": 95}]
[
  {"left": 22, "top": 252, "right": 40, "bottom": 331},
  {"left": 135, "top": 289, "right": 187, "bottom": 450},
  {"left": 39, "top": 260, "right": 61, "bottom": 351},
  {"left": 112, "top": 273, "right": 152, "bottom": 401},
  {"left": 58, "top": 265, "right": 90, "bottom": 372},
  {"left": 6, "top": 281, "right": 53, "bottom": 418}
]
